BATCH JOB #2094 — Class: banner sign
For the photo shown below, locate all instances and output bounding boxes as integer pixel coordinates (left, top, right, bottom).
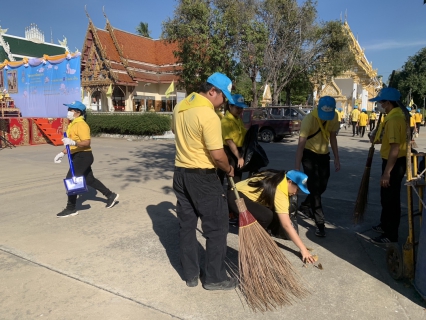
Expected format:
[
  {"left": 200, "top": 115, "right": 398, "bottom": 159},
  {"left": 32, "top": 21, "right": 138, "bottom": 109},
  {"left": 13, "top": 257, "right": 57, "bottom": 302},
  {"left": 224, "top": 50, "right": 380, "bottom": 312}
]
[{"left": 1, "top": 53, "right": 81, "bottom": 118}]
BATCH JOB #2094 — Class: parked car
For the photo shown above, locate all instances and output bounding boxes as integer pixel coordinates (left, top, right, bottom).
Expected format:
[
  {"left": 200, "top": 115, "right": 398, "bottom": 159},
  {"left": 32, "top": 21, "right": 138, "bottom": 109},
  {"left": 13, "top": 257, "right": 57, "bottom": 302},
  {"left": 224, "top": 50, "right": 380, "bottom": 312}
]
[{"left": 242, "top": 106, "right": 302, "bottom": 143}]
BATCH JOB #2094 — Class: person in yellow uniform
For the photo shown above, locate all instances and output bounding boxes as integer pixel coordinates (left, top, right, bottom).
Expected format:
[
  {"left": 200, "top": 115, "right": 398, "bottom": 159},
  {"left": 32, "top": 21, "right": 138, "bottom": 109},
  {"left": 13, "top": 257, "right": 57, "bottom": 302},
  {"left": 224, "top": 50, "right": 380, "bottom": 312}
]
[
  {"left": 407, "top": 107, "right": 416, "bottom": 139},
  {"left": 358, "top": 108, "right": 369, "bottom": 138},
  {"left": 415, "top": 109, "right": 423, "bottom": 136},
  {"left": 227, "top": 169, "right": 316, "bottom": 263},
  {"left": 369, "top": 88, "right": 407, "bottom": 244},
  {"left": 218, "top": 94, "right": 248, "bottom": 186},
  {"left": 350, "top": 106, "right": 360, "bottom": 136},
  {"left": 369, "top": 110, "right": 377, "bottom": 131},
  {"left": 53, "top": 101, "right": 119, "bottom": 217},
  {"left": 172, "top": 72, "right": 238, "bottom": 290},
  {"left": 294, "top": 96, "right": 340, "bottom": 237}
]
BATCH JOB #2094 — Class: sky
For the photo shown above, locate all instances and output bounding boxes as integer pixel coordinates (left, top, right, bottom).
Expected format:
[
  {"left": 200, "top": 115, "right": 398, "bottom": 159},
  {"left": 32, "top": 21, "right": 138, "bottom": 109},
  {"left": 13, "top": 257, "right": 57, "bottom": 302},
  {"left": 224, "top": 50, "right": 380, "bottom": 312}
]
[{"left": 1, "top": 0, "right": 425, "bottom": 82}]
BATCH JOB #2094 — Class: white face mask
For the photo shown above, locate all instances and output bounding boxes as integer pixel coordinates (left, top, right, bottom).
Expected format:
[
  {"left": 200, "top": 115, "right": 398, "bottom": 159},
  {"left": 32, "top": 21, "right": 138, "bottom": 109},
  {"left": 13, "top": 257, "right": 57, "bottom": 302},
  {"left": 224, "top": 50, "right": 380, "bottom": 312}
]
[
  {"left": 67, "top": 111, "right": 75, "bottom": 121},
  {"left": 376, "top": 102, "right": 385, "bottom": 113}
]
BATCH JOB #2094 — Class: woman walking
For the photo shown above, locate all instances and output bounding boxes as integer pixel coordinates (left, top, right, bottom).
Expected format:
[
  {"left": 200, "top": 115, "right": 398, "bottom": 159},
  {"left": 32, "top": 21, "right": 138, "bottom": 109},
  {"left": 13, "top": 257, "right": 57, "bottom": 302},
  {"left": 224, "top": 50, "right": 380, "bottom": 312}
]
[{"left": 54, "top": 101, "right": 119, "bottom": 217}]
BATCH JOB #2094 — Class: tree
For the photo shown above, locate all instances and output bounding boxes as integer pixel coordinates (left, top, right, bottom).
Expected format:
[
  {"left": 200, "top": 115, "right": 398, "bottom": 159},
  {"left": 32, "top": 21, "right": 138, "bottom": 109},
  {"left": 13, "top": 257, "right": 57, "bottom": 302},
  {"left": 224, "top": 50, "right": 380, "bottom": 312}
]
[
  {"left": 259, "top": 0, "right": 355, "bottom": 104},
  {"left": 136, "top": 22, "right": 151, "bottom": 38},
  {"left": 392, "top": 47, "right": 426, "bottom": 108},
  {"left": 162, "top": 0, "right": 236, "bottom": 93}
]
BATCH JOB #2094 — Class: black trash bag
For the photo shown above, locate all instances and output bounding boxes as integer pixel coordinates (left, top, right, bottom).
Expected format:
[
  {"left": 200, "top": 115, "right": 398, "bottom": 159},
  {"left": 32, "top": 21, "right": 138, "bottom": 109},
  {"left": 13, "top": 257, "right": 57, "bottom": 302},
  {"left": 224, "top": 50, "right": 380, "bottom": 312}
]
[
  {"left": 241, "top": 125, "right": 269, "bottom": 173},
  {"left": 268, "top": 194, "right": 299, "bottom": 240}
]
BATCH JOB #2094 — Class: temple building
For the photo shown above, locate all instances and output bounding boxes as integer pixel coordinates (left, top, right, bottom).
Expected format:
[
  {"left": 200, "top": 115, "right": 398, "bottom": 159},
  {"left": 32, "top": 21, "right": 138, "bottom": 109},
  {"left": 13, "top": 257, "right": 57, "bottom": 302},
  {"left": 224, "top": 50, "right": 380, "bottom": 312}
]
[
  {"left": 313, "top": 21, "right": 382, "bottom": 116},
  {"left": 81, "top": 15, "right": 179, "bottom": 112},
  {"left": 0, "top": 23, "right": 68, "bottom": 63}
]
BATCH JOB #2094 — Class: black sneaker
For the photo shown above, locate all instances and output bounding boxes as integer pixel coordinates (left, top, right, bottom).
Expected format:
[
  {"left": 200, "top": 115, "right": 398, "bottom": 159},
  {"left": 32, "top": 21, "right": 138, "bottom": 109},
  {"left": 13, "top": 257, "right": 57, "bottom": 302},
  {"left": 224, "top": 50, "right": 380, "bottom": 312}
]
[
  {"left": 372, "top": 224, "right": 385, "bottom": 234},
  {"left": 186, "top": 276, "right": 198, "bottom": 287},
  {"left": 315, "top": 227, "right": 326, "bottom": 237},
  {"left": 371, "top": 235, "right": 396, "bottom": 244},
  {"left": 106, "top": 193, "right": 119, "bottom": 208},
  {"left": 57, "top": 208, "right": 78, "bottom": 218},
  {"left": 203, "top": 277, "right": 238, "bottom": 291}
]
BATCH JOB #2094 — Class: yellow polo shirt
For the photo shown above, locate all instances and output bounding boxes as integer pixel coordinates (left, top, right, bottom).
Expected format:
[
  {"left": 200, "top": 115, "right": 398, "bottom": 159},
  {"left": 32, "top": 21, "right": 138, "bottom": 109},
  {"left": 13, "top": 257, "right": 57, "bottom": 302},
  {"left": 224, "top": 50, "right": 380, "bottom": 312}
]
[
  {"left": 415, "top": 113, "right": 423, "bottom": 123},
  {"left": 221, "top": 111, "right": 247, "bottom": 147},
  {"left": 359, "top": 113, "right": 368, "bottom": 126},
  {"left": 66, "top": 116, "right": 92, "bottom": 154},
  {"left": 410, "top": 115, "right": 416, "bottom": 127},
  {"left": 351, "top": 109, "right": 360, "bottom": 122},
  {"left": 236, "top": 177, "right": 289, "bottom": 214},
  {"left": 299, "top": 112, "right": 340, "bottom": 155},
  {"left": 380, "top": 108, "right": 407, "bottom": 160},
  {"left": 173, "top": 93, "right": 223, "bottom": 168},
  {"left": 369, "top": 112, "right": 377, "bottom": 120}
]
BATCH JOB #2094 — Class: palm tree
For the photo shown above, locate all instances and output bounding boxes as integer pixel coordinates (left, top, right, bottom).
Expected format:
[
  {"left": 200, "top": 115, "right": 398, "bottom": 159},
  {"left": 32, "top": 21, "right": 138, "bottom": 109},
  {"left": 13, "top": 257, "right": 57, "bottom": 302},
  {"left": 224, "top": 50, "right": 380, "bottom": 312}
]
[{"left": 136, "top": 22, "right": 151, "bottom": 38}]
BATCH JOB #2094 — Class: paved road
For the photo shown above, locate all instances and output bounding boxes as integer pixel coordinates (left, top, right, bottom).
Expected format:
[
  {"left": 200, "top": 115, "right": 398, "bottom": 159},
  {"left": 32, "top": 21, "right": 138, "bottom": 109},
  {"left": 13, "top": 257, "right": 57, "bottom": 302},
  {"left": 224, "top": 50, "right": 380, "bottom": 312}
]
[{"left": 0, "top": 126, "right": 425, "bottom": 319}]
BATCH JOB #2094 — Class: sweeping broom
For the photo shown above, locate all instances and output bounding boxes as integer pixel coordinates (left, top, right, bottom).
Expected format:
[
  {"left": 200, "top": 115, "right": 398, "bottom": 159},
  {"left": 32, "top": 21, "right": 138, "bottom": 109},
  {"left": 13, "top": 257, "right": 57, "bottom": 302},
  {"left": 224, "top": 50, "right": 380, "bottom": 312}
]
[
  {"left": 228, "top": 177, "right": 308, "bottom": 312},
  {"left": 353, "top": 71, "right": 395, "bottom": 223}
]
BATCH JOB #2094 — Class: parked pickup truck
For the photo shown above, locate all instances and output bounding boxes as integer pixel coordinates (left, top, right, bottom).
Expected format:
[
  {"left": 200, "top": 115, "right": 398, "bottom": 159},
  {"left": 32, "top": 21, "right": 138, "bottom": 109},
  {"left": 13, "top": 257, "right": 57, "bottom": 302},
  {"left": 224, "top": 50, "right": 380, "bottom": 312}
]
[{"left": 241, "top": 106, "right": 303, "bottom": 142}]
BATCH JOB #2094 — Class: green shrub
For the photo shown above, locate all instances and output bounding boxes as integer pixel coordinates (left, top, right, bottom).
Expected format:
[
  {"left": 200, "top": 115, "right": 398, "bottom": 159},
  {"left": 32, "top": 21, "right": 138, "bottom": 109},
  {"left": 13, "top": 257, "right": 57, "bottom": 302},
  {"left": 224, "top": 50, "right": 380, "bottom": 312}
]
[{"left": 86, "top": 113, "right": 171, "bottom": 136}]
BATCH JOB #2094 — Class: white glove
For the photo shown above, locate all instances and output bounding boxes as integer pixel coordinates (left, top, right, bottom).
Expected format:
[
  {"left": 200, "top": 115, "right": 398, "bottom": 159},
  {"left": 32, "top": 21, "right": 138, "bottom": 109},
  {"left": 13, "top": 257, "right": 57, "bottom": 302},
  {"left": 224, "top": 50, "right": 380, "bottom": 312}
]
[
  {"left": 62, "top": 138, "right": 76, "bottom": 146},
  {"left": 54, "top": 152, "right": 65, "bottom": 163}
]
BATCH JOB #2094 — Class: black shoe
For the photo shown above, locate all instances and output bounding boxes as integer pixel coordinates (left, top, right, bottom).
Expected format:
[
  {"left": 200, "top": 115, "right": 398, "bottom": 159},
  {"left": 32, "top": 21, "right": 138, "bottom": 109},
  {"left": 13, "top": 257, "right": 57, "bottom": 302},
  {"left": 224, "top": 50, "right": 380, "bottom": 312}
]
[
  {"left": 106, "top": 193, "right": 119, "bottom": 208},
  {"left": 57, "top": 208, "right": 78, "bottom": 218},
  {"left": 203, "top": 277, "right": 238, "bottom": 291},
  {"left": 371, "top": 235, "right": 396, "bottom": 244},
  {"left": 315, "top": 227, "right": 326, "bottom": 237},
  {"left": 186, "top": 276, "right": 198, "bottom": 287},
  {"left": 372, "top": 224, "right": 385, "bottom": 234}
]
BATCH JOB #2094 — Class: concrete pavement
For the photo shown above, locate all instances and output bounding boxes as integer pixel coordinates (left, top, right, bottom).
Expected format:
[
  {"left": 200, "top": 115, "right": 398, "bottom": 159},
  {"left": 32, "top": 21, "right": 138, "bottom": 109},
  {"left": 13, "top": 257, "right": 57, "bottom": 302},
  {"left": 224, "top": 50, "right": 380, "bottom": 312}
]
[{"left": 0, "top": 127, "right": 425, "bottom": 319}]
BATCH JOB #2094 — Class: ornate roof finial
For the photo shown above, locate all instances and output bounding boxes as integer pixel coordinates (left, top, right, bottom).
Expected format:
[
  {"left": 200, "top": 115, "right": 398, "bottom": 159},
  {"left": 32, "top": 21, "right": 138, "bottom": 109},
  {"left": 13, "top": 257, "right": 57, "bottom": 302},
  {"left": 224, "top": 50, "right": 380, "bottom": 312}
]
[
  {"left": 345, "top": 9, "right": 347, "bottom": 23},
  {"left": 340, "top": 12, "right": 342, "bottom": 23},
  {"left": 84, "top": 5, "right": 92, "bottom": 21}
]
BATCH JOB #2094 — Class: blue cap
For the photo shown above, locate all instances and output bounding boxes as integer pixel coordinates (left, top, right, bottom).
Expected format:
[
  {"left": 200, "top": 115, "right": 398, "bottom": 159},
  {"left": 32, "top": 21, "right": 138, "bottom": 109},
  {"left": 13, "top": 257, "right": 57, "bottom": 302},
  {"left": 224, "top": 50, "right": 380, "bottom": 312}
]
[
  {"left": 369, "top": 87, "right": 401, "bottom": 102},
  {"left": 286, "top": 170, "right": 310, "bottom": 194},
  {"left": 230, "top": 94, "right": 248, "bottom": 108},
  {"left": 64, "top": 101, "right": 86, "bottom": 112},
  {"left": 362, "top": 108, "right": 366, "bottom": 112},
  {"left": 354, "top": 105, "right": 358, "bottom": 109},
  {"left": 417, "top": 109, "right": 421, "bottom": 113},
  {"left": 407, "top": 107, "right": 411, "bottom": 111},
  {"left": 317, "top": 96, "right": 336, "bottom": 121},
  {"left": 207, "top": 72, "right": 235, "bottom": 104}
]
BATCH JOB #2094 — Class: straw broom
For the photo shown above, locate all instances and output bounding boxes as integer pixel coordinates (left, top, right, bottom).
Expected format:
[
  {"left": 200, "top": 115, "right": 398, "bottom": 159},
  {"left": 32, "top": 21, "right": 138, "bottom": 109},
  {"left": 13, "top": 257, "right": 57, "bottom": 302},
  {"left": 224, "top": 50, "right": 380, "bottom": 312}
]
[
  {"left": 229, "top": 177, "right": 309, "bottom": 312},
  {"left": 353, "top": 71, "right": 395, "bottom": 223}
]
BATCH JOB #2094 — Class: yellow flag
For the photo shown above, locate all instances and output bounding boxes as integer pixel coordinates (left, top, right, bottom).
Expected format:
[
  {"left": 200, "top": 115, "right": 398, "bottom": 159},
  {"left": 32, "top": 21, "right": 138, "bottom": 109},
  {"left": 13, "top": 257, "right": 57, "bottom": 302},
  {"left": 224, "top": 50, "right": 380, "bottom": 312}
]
[
  {"left": 106, "top": 84, "right": 112, "bottom": 97},
  {"left": 165, "top": 80, "right": 175, "bottom": 98},
  {"left": 409, "top": 98, "right": 414, "bottom": 107}
]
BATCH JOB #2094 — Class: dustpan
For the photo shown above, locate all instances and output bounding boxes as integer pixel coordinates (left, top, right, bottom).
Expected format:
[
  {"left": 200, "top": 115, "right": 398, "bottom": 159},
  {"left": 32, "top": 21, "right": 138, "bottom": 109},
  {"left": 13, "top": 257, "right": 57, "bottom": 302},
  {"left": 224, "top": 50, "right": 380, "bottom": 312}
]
[{"left": 63, "top": 133, "right": 88, "bottom": 195}]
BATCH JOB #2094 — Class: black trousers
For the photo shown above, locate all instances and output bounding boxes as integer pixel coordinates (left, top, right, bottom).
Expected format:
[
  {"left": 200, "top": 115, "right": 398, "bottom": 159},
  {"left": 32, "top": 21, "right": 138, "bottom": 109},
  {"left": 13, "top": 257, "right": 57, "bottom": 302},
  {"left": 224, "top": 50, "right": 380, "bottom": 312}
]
[
  {"left": 173, "top": 168, "right": 228, "bottom": 284},
  {"left": 370, "top": 120, "right": 376, "bottom": 131},
  {"left": 410, "top": 127, "right": 415, "bottom": 140},
  {"left": 380, "top": 157, "right": 406, "bottom": 241},
  {"left": 66, "top": 151, "right": 111, "bottom": 208},
  {"left": 301, "top": 149, "right": 330, "bottom": 228},
  {"left": 217, "top": 146, "right": 243, "bottom": 187},
  {"left": 416, "top": 123, "right": 421, "bottom": 134},
  {"left": 227, "top": 190, "right": 277, "bottom": 230},
  {"left": 352, "top": 121, "right": 359, "bottom": 135},
  {"left": 359, "top": 126, "right": 366, "bottom": 138}
]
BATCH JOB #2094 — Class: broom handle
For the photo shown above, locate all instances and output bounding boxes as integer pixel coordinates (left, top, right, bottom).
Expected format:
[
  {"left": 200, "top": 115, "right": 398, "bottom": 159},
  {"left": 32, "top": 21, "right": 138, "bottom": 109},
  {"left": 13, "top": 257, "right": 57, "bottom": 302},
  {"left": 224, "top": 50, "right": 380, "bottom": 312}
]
[
  {"left": 63, "top": 132, "right": 76, "bottom": 178},
  {"left": 228, "top": 177, "right": 241, "bottom": 200}
]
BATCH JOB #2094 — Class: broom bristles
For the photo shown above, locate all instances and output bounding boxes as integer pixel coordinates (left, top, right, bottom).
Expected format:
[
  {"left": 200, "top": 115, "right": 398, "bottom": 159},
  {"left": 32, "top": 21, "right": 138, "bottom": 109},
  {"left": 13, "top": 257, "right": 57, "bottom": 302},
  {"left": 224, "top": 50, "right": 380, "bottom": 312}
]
[{"left": 237, "top": 200, "right": 309, "bottom": 312}]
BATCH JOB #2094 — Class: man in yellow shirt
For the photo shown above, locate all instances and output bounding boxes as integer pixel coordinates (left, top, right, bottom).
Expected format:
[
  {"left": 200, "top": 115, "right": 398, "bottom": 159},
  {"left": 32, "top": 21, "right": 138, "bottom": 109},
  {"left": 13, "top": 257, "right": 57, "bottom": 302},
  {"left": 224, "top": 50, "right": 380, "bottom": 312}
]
[
  {"left": 350, "top": 106, "right": 360, "bottom": 136},
  {"left": 295, "top": 96, "right": 340, "bottom": 237},
  {"left": 358, "top": 108, "right": 369, "bottom": 138},
  {"left": 173, "top": 72, "right": 237, "bottom": 290},
  {"left": 407, "top": 107, "right": 416, "bottom": 139},
  {"left": 369, "top": 111, "right": 377, "bottom": 131},
  {"left": 369, "top": 88, "right": 407, "bottom": 244},
  {"left": 415, "top": 109, "right": 423, "bottom": 135}
]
